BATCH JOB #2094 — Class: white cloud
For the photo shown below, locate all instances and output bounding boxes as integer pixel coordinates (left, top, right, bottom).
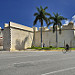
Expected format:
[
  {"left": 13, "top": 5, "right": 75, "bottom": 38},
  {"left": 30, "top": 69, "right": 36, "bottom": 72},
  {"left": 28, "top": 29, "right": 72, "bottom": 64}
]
[
  {"left": 74, "top": 22, "right": 75, "bottom": 25},
  {"left": 71, "top": 15, "right": 75, "bottom": 26},
  {"left": 71, "top": 15, "right": 75, "bottom": 22},
  {"left": 64, "top": 19, "right": 70, "bottom": 25},
  {"left": 64, "top": 15, "right": 75, "bottom": 25}
]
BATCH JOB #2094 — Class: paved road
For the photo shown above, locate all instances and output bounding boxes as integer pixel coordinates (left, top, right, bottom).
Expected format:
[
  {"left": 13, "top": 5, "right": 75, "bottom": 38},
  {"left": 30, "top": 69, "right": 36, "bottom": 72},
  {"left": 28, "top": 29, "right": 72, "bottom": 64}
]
[{"left": 0, "top": 51, "right": 75, "bottom": 75}]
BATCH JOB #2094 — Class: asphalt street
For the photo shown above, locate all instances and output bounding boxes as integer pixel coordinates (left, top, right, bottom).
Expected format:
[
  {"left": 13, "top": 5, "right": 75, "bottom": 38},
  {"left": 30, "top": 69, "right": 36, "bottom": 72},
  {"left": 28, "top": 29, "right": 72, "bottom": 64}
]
[{"left": 0, "top": 51, "right": 75, "bottom": 75}]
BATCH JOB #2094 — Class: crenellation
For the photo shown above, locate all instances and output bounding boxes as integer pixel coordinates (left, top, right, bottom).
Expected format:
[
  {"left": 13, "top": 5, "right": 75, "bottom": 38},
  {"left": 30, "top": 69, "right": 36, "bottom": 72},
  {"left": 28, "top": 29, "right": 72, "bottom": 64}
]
[
  {"left": 50, "top": 26, "right": 53, "bottom": 30},
  {"left": 68, "top": 21, "right": 74, "bottom": 29},
  {"left": 50, "top": 25, "right": 59, "bottom": 30},
  {"left": 0, "top": 27, "right": 1, "bottom": 29},
  {"left": 32, "top": 27, "right": 38, "bottom": 31},
  {"left": 44, "top": 27, "right": 49, "bottom": 31},
  {"left": 39, "top": 27, "right": 49, "bottom": 31},
  {"left": 4, "top": 23, "right": 9, "bottom": 27},
  {"left": 62, "top": 21, "right": 74, "bottom": 29}
]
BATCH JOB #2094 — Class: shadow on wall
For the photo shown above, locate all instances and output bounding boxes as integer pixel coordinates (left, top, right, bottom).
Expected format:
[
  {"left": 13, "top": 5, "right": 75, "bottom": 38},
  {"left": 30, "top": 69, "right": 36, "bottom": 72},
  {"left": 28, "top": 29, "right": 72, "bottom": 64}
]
[
  {"left": 28, "top": 33, "right": 33, "bottom": 46},
  {"left": 0, "top": 39, "right": 3, "bottom": 46},
  {"left": 15, "top": 36, "right": 28, "bottom": 50}
]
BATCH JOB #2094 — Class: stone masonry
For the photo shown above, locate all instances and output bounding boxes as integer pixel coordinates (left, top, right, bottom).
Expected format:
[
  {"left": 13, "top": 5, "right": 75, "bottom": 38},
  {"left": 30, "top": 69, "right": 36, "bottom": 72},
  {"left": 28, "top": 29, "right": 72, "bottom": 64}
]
[
  {"left": 34, "top": 22, "right": 75, "bottom": 47},
  {"left": 2, "top": 21, "right": 75, "bottom": 51},
  {"left": 3, "top": 22, "right": 34, "bottom": 51}
]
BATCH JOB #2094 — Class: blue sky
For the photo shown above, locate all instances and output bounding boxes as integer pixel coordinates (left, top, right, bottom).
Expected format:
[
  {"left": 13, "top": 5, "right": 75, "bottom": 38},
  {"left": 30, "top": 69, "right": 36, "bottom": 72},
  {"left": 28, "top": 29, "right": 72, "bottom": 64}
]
[{"left": 0, "top": 0, "right": 75, "bottom": 29}]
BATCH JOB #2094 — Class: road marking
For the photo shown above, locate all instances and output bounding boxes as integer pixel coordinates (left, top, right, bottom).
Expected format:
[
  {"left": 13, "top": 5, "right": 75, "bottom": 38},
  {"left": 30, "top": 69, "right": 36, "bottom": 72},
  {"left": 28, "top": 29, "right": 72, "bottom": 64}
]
[
  {"left": 41, "top": 67, "right": 75, "bottom": 75},
  {"left": 13, "top": 56, "right": 75, "bottom": 63},
  {"left": 13, "top": 56, "right": 75, "bottom": 67},
  {"left": 13, "top": 59, "right": 50, "bottom": 66}
]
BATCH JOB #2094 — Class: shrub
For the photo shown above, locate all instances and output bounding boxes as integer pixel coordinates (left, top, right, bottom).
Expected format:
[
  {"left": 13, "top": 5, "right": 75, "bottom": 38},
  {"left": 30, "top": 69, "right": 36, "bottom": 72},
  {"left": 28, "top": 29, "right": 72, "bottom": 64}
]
[
  {"left": 31, "top": 45, "right": 35, "bottom": 48},
  {"left": 34, "top": 47, "right": 42, "bottom": 49},
  {"left": 42, "top": 47, "right": 51, "bottom": 50},
  {"left": 49, "top": 45, "right": 53, "bottom": 48}
]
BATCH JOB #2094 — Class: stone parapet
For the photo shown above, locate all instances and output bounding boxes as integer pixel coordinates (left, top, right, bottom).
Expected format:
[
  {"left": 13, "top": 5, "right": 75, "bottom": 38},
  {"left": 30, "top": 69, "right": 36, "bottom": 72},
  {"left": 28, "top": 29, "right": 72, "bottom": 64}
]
[
  {"left": 62, "top": 21, "right": 74, "bottom": 29},
  {"left": 50, "top": 26, "right": 59, "bottom": 30},
  {"left": 0, "top": 27, "right": 1, "bottom": 29},
  {"left": 32, "top": 27, "right": 38, "bottom": 31},
  {"left": 4, "top": 23, "right": 9, "bottom": 27},
  {"left": 39, "top": 27, "right": 49, "bottom": 31},
  {"left": 10, "top": 22, "right": 33, "bottom": 32}
]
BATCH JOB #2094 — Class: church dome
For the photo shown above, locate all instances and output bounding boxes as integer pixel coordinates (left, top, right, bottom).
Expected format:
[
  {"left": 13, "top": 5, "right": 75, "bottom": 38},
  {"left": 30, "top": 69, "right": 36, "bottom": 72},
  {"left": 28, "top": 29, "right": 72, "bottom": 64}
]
[{"left": 69, "top": 21, "right": 74, "bottom": 24}]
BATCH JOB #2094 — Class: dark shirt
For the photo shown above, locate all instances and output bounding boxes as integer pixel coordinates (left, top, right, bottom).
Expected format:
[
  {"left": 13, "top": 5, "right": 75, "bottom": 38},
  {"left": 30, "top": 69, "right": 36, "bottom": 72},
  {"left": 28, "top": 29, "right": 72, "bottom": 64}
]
[{"left": 66, "top": 44, "right": 69, "bottom": 50}]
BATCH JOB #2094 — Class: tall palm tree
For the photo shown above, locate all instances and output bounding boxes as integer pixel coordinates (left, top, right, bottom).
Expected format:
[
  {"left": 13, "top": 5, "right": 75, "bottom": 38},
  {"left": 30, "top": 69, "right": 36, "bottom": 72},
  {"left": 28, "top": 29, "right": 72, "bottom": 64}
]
[
  {"left": 33, "top": 6, "right": 51, "bottom": 47},
  {"left": 48, "top": 12, "right": 67, "bottom": 47}
]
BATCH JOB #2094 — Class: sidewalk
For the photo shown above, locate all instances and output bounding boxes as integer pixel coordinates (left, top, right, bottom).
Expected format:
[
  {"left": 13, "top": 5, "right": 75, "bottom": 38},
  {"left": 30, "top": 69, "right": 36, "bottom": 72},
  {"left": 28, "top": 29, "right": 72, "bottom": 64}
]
[{"left": 0, "top": 49, "right": 75, "bottom": 53}]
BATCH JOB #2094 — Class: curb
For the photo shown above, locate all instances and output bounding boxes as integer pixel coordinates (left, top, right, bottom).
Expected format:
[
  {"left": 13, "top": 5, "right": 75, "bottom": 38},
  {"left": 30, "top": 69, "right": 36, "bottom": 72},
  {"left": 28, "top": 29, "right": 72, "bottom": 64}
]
[{"left": 0, "top": 49, "right": 75, "bottom": 53}]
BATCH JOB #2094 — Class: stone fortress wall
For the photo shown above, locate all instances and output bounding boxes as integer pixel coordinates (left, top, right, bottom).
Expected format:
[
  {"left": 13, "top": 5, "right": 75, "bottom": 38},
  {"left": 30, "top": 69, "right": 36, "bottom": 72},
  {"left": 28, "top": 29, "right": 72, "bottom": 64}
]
[
  {"left": 3, "top": 22, "right": 34, "bottom": 51},
  {"left": 34, "top": 22, "right": 75, "bottom": 47},
  {"left": 1, "top": 21, "right": 75, "bottom": 51}
]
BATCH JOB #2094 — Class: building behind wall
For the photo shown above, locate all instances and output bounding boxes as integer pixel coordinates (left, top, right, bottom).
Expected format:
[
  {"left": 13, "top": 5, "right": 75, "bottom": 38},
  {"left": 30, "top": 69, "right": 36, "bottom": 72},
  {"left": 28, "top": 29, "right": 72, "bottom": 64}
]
[
  {"left": 2, "top": 21, "right": 75, "bottom": 51},
  {"left": 0, "top": 27, "right": 3, "bottom": 50}
]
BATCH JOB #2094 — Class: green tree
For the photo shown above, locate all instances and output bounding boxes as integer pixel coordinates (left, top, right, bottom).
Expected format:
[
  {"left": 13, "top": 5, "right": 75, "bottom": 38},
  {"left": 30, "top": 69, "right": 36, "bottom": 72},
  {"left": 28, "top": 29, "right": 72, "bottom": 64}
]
[
  {"left": 48, "top": 12, "right": 67, "bottom": 47},
  {"left": 33, "top": 6, "right": 51, "bottom": 47}
]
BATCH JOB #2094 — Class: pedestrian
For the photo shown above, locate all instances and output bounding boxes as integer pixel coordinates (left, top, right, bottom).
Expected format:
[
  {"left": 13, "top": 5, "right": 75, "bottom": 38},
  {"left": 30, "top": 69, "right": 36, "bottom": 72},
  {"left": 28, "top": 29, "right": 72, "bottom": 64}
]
[
  {"left": 43, "top": 43, "right": 45, "bottom": 47},
  {"left": 65, "top": 44, "right": 69, "bottom": 51}
]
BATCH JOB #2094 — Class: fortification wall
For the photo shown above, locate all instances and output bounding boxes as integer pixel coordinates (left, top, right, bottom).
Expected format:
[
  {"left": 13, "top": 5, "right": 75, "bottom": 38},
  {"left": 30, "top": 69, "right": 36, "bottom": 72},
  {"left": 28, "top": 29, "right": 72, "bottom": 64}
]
[
  {"left": 34, "top": 22, "right": 75, "bottom": 47},
  {"left": 3, "top": 21, "right": 75, "bottom": 51},
  {"left": 34, "top": 30, "right": 74, "bottom": 47},
  {"left": 3, "top": 24, "right": 10, "bottom": 50},
  {"left": 58, "top": 30, "right": 74, "bottom": 47},
  {"left": 3, "top": 22, "right": 34, "bottom": 51}
]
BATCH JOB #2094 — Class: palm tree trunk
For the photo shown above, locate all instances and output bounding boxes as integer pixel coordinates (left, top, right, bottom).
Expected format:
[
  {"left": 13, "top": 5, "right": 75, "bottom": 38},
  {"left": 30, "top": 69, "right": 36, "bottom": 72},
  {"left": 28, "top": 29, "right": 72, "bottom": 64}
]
[
  {"left": 64, "top": 40, "right": 65, "bottom": 48},
  {"left": 56, "top": 25, "right": 58, "bottom": 48},
  {"left": 41, "top": 27, "right": 43, "bottom": 48}
]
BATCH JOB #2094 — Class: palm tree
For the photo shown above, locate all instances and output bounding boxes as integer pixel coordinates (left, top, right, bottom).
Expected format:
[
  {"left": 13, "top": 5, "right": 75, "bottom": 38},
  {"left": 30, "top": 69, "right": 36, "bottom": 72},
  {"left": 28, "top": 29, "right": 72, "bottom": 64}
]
[
  {"left": 48, "top": 12, "right": 67, "bottom": 47},
  {"left": 33, "top": 6, "right": 51, "bottom": 47}
]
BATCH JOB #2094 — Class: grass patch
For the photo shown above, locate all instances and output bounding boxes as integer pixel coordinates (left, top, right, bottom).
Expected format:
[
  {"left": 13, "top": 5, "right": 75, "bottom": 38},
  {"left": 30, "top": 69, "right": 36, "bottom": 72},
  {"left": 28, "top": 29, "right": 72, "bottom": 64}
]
[
  {"left": 70, "top": 48, "right": 75, "bottom": 50},
  {"left": 28, "top": 46, "right": 75, "bottom": 50},
  {"left": 28, "top": 46, "right": 65, "bottom": 50}
]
